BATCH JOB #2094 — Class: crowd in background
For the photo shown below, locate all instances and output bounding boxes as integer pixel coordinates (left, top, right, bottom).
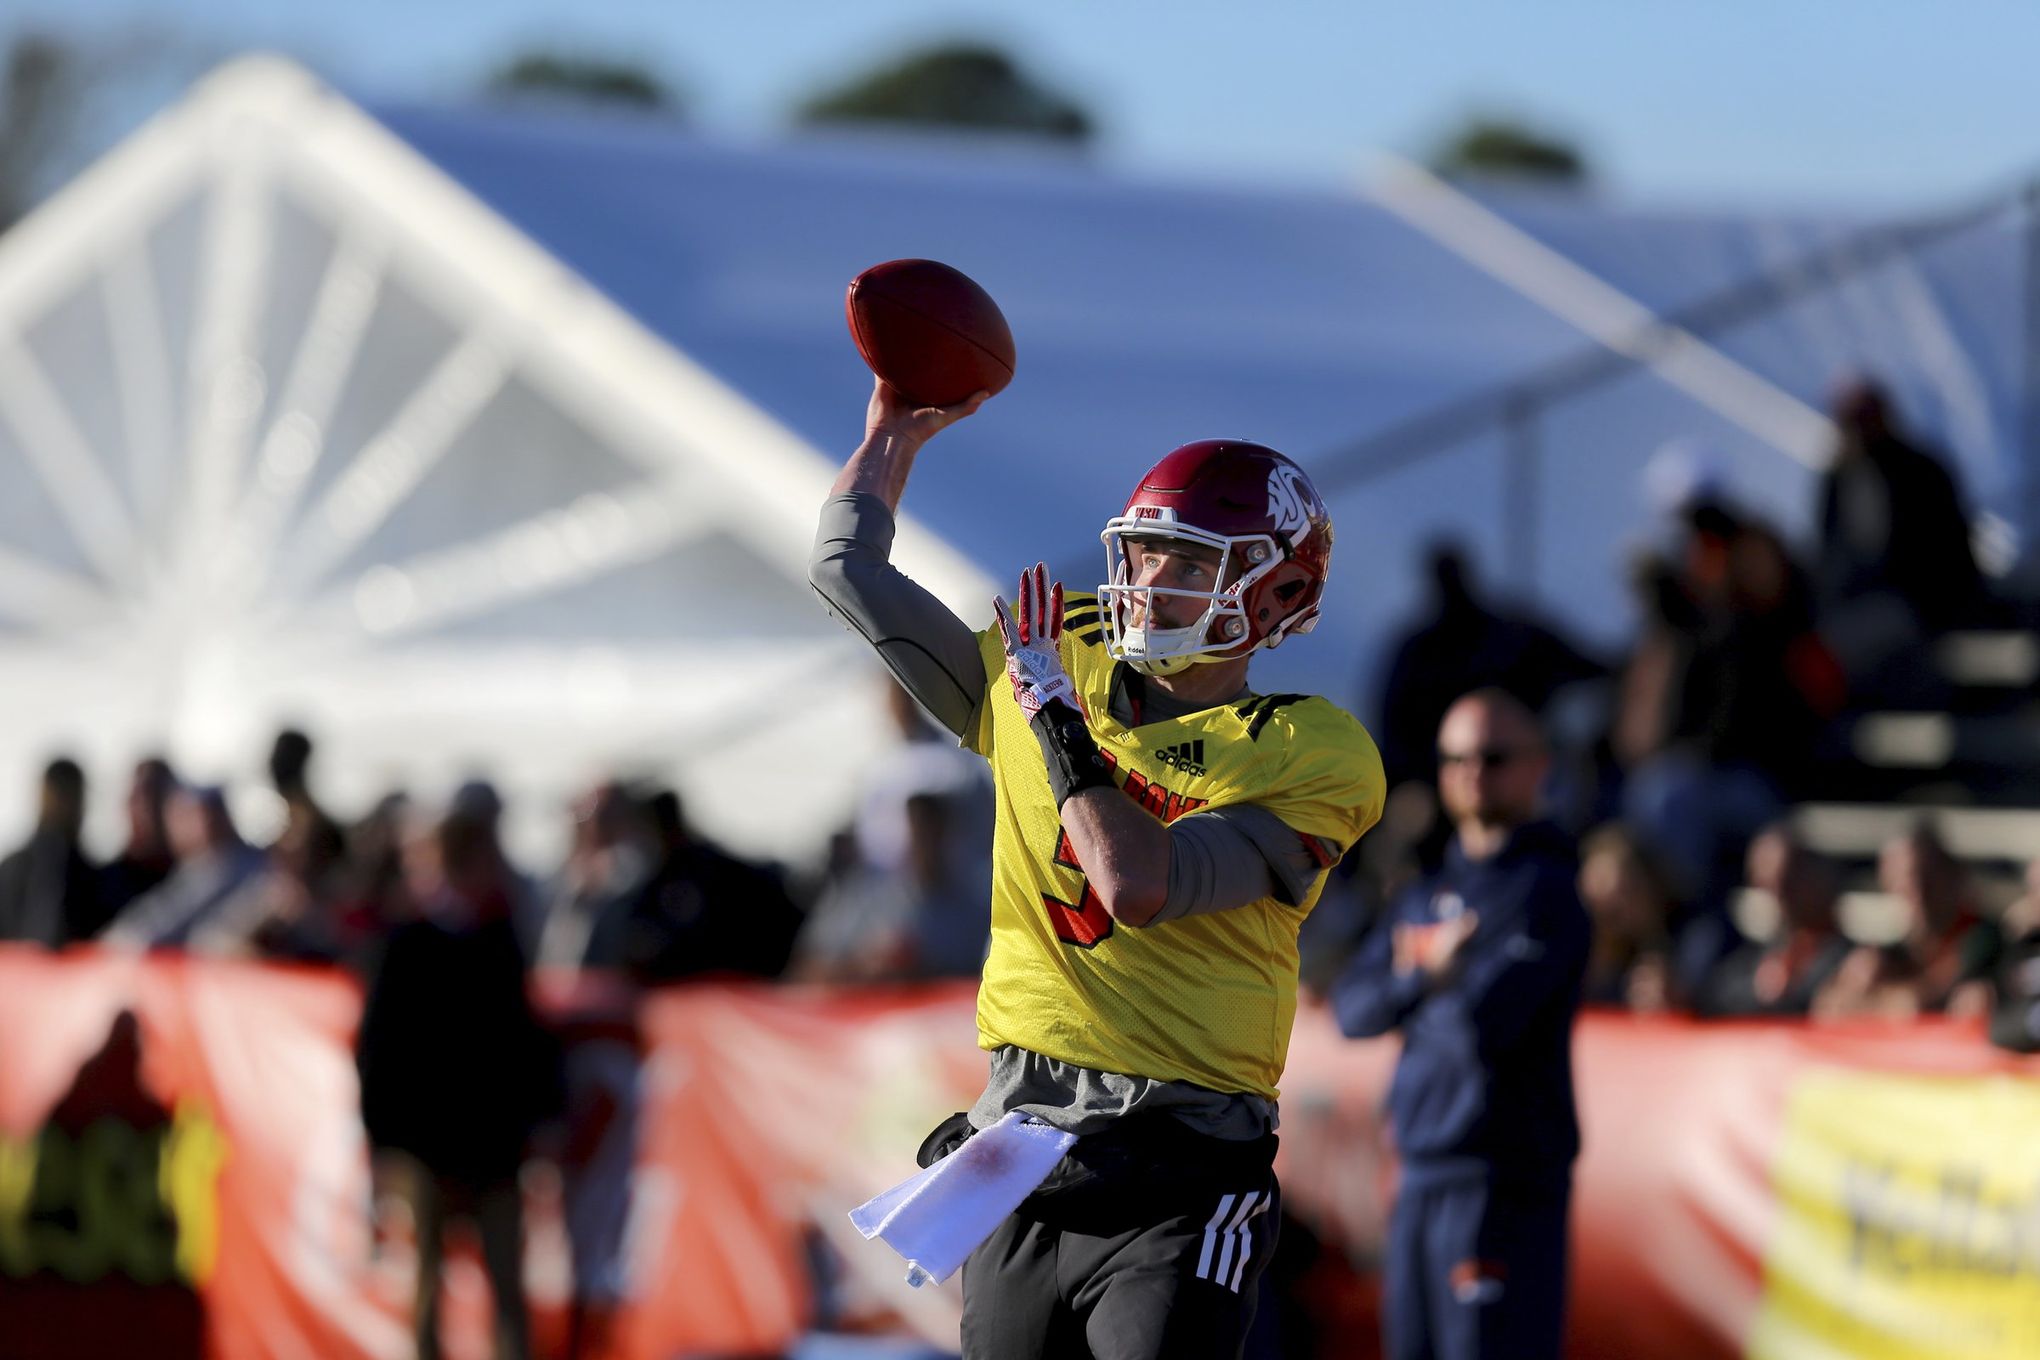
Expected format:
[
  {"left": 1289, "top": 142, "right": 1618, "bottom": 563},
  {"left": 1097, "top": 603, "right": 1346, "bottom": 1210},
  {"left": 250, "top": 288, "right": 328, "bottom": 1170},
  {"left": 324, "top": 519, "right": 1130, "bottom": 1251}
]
[
  {"left": 1, "top": 372, "right": 2038, "bottom": 1355},
  {"left": 1, "top": 377, "right": 2036, "bottom": 1046},
  {"left": 1340, "top": 374, "right": 2039, "bottom": 1053},
  {"left": 0, "top": 645, "right": 996, "bottom": 1357}
]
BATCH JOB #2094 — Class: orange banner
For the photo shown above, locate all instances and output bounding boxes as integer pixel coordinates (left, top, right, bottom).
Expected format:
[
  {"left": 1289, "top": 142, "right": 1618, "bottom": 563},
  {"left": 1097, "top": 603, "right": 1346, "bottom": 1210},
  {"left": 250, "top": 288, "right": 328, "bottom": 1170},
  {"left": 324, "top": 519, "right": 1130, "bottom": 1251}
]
[{"left": 0, "top": 946, "right": 2034, "bottom": 1359}]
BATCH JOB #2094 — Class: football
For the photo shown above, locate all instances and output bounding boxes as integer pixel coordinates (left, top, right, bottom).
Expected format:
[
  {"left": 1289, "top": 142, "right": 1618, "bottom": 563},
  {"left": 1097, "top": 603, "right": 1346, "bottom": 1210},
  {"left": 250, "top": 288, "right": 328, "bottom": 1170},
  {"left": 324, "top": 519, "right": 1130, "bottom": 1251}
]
[{"left": 845, "top": 258, "right": 1016, "bottom": 407}]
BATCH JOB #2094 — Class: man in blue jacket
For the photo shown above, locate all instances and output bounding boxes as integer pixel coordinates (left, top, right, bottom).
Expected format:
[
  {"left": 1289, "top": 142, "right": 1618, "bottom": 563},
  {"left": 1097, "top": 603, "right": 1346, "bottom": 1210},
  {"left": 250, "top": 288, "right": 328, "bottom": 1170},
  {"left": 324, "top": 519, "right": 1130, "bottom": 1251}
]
[{"left": 1332, "top": 688, "right": 1589, "bottom": 1360}]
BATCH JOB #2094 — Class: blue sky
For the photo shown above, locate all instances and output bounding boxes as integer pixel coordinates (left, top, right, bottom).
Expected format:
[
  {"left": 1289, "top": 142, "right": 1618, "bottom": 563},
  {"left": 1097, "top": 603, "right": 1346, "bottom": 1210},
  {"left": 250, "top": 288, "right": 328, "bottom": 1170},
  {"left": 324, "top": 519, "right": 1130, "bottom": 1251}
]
[{"left": 12, "top": 0, "right": 2040, "bottom": 209}]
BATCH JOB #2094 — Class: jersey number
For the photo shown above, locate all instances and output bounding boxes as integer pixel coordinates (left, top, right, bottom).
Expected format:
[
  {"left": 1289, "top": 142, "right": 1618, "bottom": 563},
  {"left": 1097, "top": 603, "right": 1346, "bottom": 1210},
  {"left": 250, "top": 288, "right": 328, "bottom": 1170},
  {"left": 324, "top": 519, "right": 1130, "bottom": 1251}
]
[{"left": 1043, "top": 829, "right": 1113, "bottom": 948}]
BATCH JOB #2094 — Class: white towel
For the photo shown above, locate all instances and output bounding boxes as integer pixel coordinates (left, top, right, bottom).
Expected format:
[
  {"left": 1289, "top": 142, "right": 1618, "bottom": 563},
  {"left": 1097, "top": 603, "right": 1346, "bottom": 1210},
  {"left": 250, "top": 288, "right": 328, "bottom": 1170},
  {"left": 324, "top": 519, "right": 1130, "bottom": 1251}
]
[{"left": 848, "top": 1110, "right": 1077, "bottom": 1287}]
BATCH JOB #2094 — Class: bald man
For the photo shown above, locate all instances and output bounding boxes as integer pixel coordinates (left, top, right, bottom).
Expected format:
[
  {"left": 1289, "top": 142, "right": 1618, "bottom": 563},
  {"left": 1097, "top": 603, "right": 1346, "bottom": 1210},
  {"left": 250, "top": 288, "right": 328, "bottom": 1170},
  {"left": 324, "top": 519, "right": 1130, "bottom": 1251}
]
[{"left": 1331, "top": 689, "right": 1589, "bottom": 1360}]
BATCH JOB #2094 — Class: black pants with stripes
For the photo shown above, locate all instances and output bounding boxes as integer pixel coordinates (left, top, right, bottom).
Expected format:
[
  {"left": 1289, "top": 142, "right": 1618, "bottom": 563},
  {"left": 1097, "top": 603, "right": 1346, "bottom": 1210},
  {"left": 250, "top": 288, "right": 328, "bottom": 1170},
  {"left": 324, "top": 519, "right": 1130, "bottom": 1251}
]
[{"left": 932, "top": 1112, "right": 1280, "bottom": 1360}]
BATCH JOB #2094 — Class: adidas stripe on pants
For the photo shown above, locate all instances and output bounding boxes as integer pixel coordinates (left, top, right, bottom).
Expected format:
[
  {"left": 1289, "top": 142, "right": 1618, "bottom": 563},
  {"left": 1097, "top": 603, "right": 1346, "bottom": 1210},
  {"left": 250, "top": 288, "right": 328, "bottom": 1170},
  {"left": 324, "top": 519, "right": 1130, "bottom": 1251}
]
[{"left": 958, "top": 1146, "right": 1280, "bottom": 1360}]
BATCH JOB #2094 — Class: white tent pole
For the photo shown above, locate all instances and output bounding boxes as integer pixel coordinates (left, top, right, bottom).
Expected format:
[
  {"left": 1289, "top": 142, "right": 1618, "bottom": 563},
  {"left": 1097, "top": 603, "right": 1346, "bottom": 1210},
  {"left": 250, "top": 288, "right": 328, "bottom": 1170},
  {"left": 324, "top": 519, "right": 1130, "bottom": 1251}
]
[
  {"left": 224, "top": 230, "right": 389, "bottom": 587},
  {"left": 1365, "top": 153, "right": 1834, "bottom": 469},
  {"left": 99, "top": 238, "right": 179, "bottom": 560},
  {"left": 0, "top": 87, "right": 209, "bottom": 326},
  {"left": 175, "top": 134, "right": 274, "bottom": 608},
  {"left": 0, "top": 335, "right": 146, "bottom": 592},
  {"left": 270, "top": 324, "right": 514, "bottom": 604},
  {"left": 276, "top": 475, "right": 717, "bottom": 655}
]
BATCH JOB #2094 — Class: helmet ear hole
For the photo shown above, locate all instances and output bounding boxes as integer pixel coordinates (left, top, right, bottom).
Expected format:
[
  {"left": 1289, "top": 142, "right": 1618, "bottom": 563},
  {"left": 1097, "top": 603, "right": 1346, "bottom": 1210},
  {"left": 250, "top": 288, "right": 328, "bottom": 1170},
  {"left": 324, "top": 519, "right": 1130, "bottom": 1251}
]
[{"left": 1252, "top": 565, "right": 1320, "bottom": 643}]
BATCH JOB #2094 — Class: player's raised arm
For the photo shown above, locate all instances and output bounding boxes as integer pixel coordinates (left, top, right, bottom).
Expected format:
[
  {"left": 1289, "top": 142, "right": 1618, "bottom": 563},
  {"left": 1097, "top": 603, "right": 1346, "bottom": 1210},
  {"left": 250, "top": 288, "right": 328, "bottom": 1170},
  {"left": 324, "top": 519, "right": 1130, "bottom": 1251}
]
[{"left": 808, "top": 378, "right": 992, "bottom": 741}]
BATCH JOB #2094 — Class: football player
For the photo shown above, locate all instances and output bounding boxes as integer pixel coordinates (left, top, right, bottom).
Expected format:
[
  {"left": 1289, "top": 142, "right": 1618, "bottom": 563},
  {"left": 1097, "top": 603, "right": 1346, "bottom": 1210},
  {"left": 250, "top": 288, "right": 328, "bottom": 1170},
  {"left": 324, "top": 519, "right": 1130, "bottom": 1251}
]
[{"left": 811, "top": 379, "right": 1385, "bottom": 1359}]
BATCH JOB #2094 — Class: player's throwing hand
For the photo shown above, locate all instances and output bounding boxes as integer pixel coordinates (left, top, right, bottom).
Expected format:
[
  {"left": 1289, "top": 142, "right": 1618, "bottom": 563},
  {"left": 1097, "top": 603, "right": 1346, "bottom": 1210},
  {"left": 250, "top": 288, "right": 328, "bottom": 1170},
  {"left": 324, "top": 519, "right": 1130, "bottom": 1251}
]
[{"left": 865, "top": 377, "right": 990, "bottom": 449}]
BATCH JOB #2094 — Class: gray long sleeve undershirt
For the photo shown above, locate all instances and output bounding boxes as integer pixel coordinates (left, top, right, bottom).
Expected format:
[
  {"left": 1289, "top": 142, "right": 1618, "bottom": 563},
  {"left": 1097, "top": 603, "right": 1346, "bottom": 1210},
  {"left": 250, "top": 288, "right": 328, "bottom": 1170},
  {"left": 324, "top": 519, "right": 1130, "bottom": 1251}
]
[
  {"left": 808, "top": 491, "right": 988, "bottom": 741},
  {"left": 807, "top": 493, "right": 1319, "bottom": 917}
]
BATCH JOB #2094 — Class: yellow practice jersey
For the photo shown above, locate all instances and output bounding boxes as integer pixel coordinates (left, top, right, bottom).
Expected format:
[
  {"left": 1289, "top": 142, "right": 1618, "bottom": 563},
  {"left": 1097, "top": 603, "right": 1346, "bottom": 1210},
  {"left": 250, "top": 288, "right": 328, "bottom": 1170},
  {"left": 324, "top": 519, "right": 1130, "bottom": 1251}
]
[{"left": 966, "top": 591, "right": 1385, "bottom": 1099}]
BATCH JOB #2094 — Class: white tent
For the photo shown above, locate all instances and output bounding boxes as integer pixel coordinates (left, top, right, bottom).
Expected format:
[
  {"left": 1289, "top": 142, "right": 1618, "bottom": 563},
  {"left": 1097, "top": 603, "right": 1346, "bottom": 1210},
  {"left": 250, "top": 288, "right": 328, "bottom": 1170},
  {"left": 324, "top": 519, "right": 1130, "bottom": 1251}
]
[{"left": 0, "top": 56, "right": 991, "bottom": 863}]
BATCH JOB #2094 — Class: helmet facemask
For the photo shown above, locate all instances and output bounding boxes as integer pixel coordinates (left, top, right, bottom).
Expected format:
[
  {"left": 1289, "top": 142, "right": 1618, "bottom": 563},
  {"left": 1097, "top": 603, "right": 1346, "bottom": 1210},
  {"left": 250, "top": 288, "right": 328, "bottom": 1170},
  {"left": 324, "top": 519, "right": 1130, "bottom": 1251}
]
[{"left": 1098, "top": 516, "right": 1283, "bottom": 676}]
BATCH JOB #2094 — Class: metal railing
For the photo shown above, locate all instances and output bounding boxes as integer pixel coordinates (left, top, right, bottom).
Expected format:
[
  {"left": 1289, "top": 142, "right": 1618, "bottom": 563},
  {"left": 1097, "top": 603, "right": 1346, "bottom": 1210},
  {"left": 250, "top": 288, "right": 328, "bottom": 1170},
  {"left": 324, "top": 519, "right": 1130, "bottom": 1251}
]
[{"left": 1309, "top": 180, "right": 2034, "bottom": 594}]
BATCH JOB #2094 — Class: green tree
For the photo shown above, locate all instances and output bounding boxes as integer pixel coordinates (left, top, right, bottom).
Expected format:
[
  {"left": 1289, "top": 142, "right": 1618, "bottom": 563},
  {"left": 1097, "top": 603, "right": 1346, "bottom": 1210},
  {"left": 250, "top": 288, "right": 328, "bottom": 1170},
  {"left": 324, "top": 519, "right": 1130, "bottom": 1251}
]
[
  {"left": 1430, "top": 115, "right": 1588, "bottom": 186},
  {"left": 796, "top": 42, "right": 1092, "bottom": 143},
  {"left": 483, "top": 51, "right": 680, "bottom": 115}
]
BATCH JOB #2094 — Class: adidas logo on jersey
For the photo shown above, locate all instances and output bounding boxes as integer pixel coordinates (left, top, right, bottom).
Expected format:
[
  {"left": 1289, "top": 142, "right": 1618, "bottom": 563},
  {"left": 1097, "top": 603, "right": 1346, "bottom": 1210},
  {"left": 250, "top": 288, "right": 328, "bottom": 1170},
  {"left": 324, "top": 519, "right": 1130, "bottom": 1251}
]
[{"left": 1153, "top": 740, "right": 1207, "bottom": 777}]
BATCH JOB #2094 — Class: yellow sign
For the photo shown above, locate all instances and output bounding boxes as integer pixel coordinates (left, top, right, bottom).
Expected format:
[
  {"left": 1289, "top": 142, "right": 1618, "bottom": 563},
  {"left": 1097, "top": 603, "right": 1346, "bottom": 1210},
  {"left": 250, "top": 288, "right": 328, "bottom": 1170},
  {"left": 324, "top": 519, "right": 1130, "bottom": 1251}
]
[
  {"left": 1749, "top": 1070, "right": 2040, "bottom": 1360},
  {"left": 0, "top": 1097, "right": 226, "bottom": 1287}
]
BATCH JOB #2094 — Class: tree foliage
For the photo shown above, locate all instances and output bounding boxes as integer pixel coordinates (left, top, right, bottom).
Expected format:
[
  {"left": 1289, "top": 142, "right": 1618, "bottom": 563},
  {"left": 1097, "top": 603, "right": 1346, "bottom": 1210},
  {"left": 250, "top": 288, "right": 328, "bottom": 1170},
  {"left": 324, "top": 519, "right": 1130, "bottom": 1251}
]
[
  {"left": 0, "top": 33, "right": 82, "bottom": 229},
  {"left": 796, "top": 42, "right": 1092, "bottom": 143},
  {"left": 1430, "top": 115, "right": 1588, "bottom": 185},
  {"left": 483, "top": 51, "right": 679, "bottom": 115}
]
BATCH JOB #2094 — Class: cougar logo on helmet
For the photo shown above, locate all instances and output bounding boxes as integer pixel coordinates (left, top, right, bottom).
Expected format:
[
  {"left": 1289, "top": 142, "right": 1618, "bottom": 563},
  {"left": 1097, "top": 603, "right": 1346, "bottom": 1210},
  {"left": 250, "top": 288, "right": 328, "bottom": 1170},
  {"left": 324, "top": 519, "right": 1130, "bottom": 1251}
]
[{"left": 1267, "top": 463, "right": 1314, "bottom": 536}]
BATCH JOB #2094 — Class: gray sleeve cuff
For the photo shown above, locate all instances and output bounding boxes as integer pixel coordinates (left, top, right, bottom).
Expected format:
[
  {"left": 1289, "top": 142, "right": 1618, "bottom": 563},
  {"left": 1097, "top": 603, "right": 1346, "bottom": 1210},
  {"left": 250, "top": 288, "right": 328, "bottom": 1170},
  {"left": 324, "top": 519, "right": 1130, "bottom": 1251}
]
[
  {"left": 815, "top": 490, "right": 899, "bottom": 558},
  {"left": 1147, "top": 803, "right": 1323, "bottom": 924}
]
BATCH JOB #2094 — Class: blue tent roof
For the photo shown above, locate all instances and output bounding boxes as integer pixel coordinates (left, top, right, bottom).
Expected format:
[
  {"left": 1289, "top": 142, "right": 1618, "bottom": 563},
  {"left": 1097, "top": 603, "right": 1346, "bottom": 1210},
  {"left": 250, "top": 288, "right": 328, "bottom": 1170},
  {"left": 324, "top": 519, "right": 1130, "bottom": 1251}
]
[{"left": 375, "top": 103, "right": 2024, "bottom": 705}]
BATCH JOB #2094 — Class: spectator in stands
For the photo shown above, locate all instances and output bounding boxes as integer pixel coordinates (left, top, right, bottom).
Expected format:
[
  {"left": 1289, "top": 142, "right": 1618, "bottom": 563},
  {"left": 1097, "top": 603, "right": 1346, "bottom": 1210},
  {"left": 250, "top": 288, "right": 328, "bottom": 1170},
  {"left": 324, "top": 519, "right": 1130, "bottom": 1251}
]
[
  {"left": 1724, "top": 515, "right": 1847, "bottom": 749},
  {"left": 1609, "top": 553, "right": 1694, "bottom": 774},
  {"left": 100, "top": 757, "right": 178, "bottom": 920},
  {"left": 266, "top": 728, "right": 347, "bottom": 874},
  {"left": 1988, "top": 859, "right": 2040, "bottom": 1053},
  {"left": 787, "top": 680, "right": 991, "bottom": 981},
  {"left": 1614, "top": 501, "right": 1836, "bottom": 936},
  {"left": 357, "top": 805, "right": 559, "bottom": 1360},
  {"left": 541, "top": 980, "right": 639, "bottom": 1360},
  {"left": 1576, "top": 825, "right": 1677, "bottom": 1013},
  {"left": 0, "top": 757, "right": 103, "bottom": 947},
  {"left": 854, "top": 680, "right": 992, "bottom": 884},
  {"left": 190, "top": 802, "right": 353, "bottom": 963},
  {"left": 102, "top": 785, "right": 264, "bottom": 949},
  {"left": 1814, "top": 377, "right": 1987, "bottom": 694},
  {"left": 537, "top": 784, "right": 783, "bottom": 1358},
  {"left": 450, "top": 779, "right": 541, "bottom": 954},
  {"left": 537, "top": 782, "right": 655, "bottom": 972},
  {"left": 1702, "top": 824, "right": 1852, "bottom": 1017},
  {"left": 792, "top": 789, "right": 989, "bottom": 981},
  {"left": 1331, "top": 689, "right": 1588, "bottom": 1360},
  {"left": 614, "top": 788, "right": 803, "bottom": 982},
  {"left": 525, "top": 782, "right": 643, "bottom": 1360},
  {"left": 325, "top": 791, "right": 412, "bottom": 968},
  {"left": 1816, "top": 824, "right": 2004, "bottom": 1020},
  {"left": 1373, "top": 543, "right": 1603, "bottom": 794}
]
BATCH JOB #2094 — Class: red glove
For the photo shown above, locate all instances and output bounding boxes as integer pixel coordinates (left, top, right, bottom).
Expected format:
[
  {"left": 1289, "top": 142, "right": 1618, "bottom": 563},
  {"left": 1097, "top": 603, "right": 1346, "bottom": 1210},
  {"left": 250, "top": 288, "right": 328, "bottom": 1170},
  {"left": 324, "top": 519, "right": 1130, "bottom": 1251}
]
[{"left": 993, "top": 563, "right": 1086, "bottom": 721}]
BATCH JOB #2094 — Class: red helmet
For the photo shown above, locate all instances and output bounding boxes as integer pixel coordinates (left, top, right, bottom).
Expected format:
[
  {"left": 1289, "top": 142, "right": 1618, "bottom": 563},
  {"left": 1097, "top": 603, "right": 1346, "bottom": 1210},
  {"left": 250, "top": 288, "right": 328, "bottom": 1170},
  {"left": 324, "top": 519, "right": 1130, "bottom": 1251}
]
[{"left": 1098, "top": 440, "right": 1333, "bottom": 676}]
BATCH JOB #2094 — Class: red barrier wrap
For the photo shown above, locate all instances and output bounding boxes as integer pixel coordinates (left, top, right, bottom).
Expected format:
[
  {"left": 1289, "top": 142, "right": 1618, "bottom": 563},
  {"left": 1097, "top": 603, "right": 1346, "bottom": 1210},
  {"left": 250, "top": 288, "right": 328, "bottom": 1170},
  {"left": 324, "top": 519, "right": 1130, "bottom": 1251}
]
[{"left": 0, "top": 948, "right": 2033, "bottom": 1359}]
